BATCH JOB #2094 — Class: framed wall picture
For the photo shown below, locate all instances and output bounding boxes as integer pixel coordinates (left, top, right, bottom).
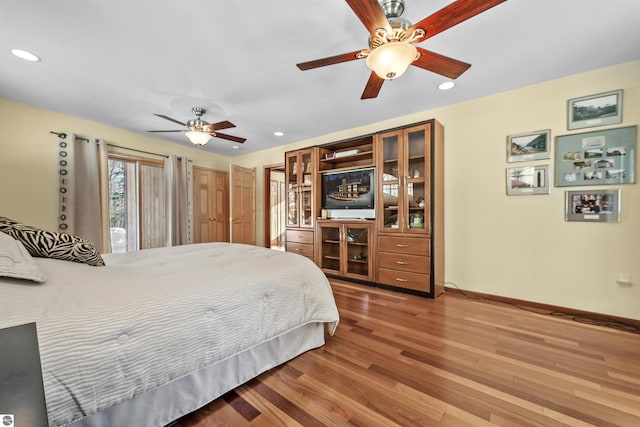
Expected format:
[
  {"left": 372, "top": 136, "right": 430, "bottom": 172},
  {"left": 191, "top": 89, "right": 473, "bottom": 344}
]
[
  {"left": 568, "top": 89, "right": 622, "bottom": 130},
  {"left": 565, "top": 189, "right": 620, "bottom": 222},
  {"left": 506, "top": 165, "right": 549, "bottom": 195},
  {"left": 554, "top": 125, "right": 636, "bottom": 187},
  {"left": 507, "top": 129, "right": 551, "bottom": 162}
]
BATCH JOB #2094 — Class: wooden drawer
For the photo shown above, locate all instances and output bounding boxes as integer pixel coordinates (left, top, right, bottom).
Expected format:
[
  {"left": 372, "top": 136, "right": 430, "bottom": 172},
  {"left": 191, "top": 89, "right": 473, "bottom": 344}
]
[
  {"left": 378, "top": 236, "right": 429, "bottom": 256},
  {"left": 378, "top": 252, "right": 430, "bottom": 275},
  {"left": 286, "top": 229, "right": 314, "bottom": 244},
  {"left": 286, "top": 242, "right": 313, "bottom": 258},
  {"left": 378, "top": 268, "right": 430, "bottom": 292}
]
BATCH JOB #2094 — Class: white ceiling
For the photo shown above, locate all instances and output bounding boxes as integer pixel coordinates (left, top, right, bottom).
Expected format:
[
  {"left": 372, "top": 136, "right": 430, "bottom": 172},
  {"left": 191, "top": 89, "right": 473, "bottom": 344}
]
[{"left": 1, "top": 0, "right": 639, "bottom": 157}]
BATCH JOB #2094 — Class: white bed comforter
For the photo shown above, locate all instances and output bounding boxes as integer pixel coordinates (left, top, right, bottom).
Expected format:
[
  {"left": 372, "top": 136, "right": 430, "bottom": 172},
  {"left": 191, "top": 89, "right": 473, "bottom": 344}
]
[{"left": 0, "top": 243, "right": 339, "bottom": 426}]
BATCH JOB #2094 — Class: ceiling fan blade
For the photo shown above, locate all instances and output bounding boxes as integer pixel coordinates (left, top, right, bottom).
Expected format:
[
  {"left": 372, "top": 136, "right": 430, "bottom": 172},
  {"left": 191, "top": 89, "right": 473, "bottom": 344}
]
[
  {"left": 205, "top": 120, "right": 236, "bottom": 131},
  {"left": 297, "top": 50, "right": 365, "bottom": 70},
  {"left": 409, "top": 0, "right": 507, "bottom": 43},
  {"left": 147, "top": 130, "right": 183, "bottom": 133},
  {"left": 153, "top": 113, "right": 187, "bottom": 126},
  {"left": 361, "top": 72, "right": 384, "bottom": 99},
  {"left": 413, "top": 48, "right": 471, "bottom": 79},
  {"left": 345, "top": 0, "right": 391, "bottom": 35},
  {"left": 213, "top": 133, "right": 246, "bottom": 143}
]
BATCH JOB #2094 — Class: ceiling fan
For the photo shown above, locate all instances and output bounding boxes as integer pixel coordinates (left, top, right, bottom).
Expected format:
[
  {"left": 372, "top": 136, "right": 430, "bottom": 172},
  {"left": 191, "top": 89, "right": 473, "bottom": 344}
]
[
  {"left": 148, "top": 107, "right": 246, "bottom": 146},
  {"left": 296, "top": 0, "right": 507, "bottom": 99}
]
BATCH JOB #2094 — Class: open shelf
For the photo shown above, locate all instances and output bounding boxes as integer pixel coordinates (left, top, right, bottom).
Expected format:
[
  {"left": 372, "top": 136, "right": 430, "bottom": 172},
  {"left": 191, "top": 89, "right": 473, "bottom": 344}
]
[{"left": 318, "top": 135, "right": 374, "bottom": 172}]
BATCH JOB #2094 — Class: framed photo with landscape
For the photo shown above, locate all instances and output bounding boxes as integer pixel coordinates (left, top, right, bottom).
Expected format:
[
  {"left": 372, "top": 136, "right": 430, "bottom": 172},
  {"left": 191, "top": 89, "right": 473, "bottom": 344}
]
[
  {"left": 506, "top": 165, "right": 549, "bottom": 195},
  {"left": 565, "top": 189, "right": 620, "bottom": 223},
  {"left": 568, "top": 89, "right": 622, "bottom": 130},
  {"left": 554, "top": 126, "right": 636, "bottom": 187},
  {"left": 506, "top": 129, "right": 550, "bottom": 162}
]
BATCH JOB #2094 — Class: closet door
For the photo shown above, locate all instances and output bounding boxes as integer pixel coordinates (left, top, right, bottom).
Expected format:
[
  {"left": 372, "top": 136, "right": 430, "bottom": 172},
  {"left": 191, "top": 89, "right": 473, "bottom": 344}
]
[
  {"left": 231, "top": 165, "right": 256, "bottom": 245},
  {"left": 193, "top": 167, "right": 229, "bottom": 243}
]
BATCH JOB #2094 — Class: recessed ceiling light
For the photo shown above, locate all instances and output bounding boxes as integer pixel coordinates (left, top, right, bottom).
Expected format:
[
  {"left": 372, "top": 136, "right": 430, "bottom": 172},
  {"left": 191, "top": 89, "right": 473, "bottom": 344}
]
[
  {"left": 274, "top": 131, "right": 284, "bottom": 137},
  {"left": 11, "top": 48, "right": 41, "bottom": 62},
  {"left": 438, "top": 81, "right": 455, "bottom": 90},
  {"left": 232, "top": 146, "right": 240, "bottom": 150}
]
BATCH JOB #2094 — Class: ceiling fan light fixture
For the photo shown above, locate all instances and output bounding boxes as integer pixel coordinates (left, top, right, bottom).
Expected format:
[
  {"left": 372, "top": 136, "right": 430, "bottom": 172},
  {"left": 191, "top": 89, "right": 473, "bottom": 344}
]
[
  {"left": 185, "top": 130, "right": 213, "bottom": 146},
  {"left": 366, "top": 41, "right": 417, "bottom": 80}
]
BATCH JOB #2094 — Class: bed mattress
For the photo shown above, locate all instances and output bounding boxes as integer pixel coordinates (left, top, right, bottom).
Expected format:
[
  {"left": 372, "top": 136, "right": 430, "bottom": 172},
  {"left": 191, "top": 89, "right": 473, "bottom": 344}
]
[{"left": 0, "top": 243, "right": 339, "bottom": 426}]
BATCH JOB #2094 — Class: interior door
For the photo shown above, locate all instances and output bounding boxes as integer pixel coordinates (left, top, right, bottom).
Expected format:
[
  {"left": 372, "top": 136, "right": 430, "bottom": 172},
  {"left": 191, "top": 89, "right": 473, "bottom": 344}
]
[
  {"left": 193, "top": 167, "right": 229, "bottom": 243},
  {"left": 231, "top": 165, "right": 256, "bottom": 245}
]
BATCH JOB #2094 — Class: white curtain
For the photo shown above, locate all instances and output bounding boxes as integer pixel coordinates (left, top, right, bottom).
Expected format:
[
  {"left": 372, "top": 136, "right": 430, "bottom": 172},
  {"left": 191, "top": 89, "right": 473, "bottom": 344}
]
[
  {"left": 58, "top": 133, "right": 111, "bottom": 253},
  {"left": 164, "top": 155, "right": 193, "bottom": 246}
]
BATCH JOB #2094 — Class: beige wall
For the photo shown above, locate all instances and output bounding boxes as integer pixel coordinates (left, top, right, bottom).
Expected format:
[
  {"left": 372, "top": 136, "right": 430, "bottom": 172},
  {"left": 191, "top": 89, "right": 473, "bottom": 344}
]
[
  {"left": 236, "top": 60, "right": 640, "bottom": 319},
  {"left": 2, "top": 60, "right": 638, "bottom": 319},
  {"left": 0, "top": 98, "right": 230, "bottom": 230}
]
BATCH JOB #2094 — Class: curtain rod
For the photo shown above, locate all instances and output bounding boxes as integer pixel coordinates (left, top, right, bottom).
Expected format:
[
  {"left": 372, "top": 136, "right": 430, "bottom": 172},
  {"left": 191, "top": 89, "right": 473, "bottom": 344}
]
[
  {"left": 50, "top": 130, "right": 169, "bottom": 158},
  {"left": 50, "top": 131, "right": 89, "bottom": 142}
]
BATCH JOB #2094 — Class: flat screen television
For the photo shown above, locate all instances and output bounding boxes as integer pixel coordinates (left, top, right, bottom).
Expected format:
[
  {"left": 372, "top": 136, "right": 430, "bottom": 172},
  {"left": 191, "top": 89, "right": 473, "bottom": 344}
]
[{"left": 322, "top": 167, "right": 375, "bottom": 219}]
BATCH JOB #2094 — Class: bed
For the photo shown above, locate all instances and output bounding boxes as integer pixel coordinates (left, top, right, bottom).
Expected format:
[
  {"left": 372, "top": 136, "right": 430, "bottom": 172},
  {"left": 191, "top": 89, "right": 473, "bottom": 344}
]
[{"left": 0, "top": 237, "right": 340, "bottom": 427}]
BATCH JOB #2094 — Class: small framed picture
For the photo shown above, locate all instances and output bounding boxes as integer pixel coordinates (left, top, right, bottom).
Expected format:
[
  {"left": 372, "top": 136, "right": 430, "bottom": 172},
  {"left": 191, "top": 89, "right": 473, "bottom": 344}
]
[
  {"left": 506, "top": 165, "right": 550, "bottom": 195},
  {"left": 568, "top": 89, "right": 623, "bottom": 130},
  {"left": 507, "top": 130, "right": 551, "bottom": 162},
  {"left": 565, "top": 189, "right": 620, "bottom": 222}
]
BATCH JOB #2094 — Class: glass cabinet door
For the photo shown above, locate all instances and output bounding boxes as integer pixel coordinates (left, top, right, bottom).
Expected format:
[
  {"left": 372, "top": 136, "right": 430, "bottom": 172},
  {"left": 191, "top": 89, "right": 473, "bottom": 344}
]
[
  {"left": 287, "top": 190, "right": 298, "bottom": 227},
  {"left": 345, "top": 225, "right": 369, "bottom": 278},
  {"left": 380, "top": 131, "right": 402, "bottom": 231},
  {"left": 405, "top": 127, "right": 428, "bottom": 233},
  {"left": 286, "top": 149, "right": 315, "bottom": 229},
  {"left": 300, "top": 150, "right": 314, "bottom": 228},
  {"left": 319, "top": 224, "right": 341, "bottom": 273},
  {"left": 300, "top": 188, "right": 313, "bottom": 227},
  {"left": 286, "top": 152, "right": 300, "bottom": 227}
]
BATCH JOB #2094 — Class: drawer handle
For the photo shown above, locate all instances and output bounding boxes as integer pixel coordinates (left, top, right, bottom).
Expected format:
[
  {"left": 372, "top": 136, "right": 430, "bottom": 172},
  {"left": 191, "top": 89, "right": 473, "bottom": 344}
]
[
  {"left": 396, "top": 261, "right": 409, "bottom": 265},
  {"left": 295, "top": 248, "right": 302, "bottom": 251},
  {"left": 395, "top": 278, "right": 408, "bottom": 282},
  {"left": 396, "top": 244, "right": 409, "bottom": 248}
]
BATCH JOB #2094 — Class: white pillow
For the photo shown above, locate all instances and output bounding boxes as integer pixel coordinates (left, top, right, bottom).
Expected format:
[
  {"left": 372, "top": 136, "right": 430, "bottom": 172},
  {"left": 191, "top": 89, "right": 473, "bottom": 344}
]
[{"left": 0, "top": 231, "right": 47, "bottom": 283}]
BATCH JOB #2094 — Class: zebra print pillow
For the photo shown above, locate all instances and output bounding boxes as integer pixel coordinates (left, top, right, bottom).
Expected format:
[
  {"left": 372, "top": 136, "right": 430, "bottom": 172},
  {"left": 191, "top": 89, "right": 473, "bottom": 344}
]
[{"left": 0, "top": 217, "right": 105, "bottom": 267}]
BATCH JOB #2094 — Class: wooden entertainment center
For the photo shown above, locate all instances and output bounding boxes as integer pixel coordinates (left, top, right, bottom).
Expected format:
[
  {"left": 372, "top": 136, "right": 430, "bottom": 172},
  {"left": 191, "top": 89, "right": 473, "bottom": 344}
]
[{"left": 285, "top": 119, "right": 444, "bottom": 298}]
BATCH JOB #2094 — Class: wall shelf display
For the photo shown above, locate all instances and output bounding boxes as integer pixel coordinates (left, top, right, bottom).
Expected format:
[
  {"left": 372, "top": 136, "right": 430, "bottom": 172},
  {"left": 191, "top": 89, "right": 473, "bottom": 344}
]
[
  {"left": 568, "top": 89, "right": 623, "bottom": 130},
  {"left": 565, "top": 189, "right": 620, "bottom": 222},
  {"left": 507, "top": 129, "right": 551, "bottom": 162},
  {"left": 284, "top": 119, "right": 444, "bottom": 298},
  {"left": 555, "top": 126, "right": 636, "bottom": 187},
  {"left": 506, "top": 165, "right": 550, "bottom": 196}
]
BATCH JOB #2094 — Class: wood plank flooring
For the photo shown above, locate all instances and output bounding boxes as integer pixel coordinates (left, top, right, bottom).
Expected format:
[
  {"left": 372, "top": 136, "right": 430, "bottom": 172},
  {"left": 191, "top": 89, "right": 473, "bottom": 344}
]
[{"left": 174, "top": 279, "right": 640, "bottom": 426}]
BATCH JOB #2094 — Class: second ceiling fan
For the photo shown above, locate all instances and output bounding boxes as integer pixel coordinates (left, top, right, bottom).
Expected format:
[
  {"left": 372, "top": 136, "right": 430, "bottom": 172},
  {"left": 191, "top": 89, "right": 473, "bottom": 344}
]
[
  {"left": 296, "top": 0, "right": 507, "bottom": 99},
  {"left": 148, "top": 107, "right": 246, "bottom": 146}
]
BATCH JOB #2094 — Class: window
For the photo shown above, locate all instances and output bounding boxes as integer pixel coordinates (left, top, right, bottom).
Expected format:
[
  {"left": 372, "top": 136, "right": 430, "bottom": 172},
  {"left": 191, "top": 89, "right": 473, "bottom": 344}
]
[{"left": 108, "top": 155, "right": 165, "bottom": 252}]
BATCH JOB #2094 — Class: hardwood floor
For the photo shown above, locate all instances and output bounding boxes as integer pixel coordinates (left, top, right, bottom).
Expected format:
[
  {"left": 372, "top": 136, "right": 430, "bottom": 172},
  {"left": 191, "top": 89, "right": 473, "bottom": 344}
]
[{"left": 174, "top": 279, "right": 640, "bottom": 426}]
